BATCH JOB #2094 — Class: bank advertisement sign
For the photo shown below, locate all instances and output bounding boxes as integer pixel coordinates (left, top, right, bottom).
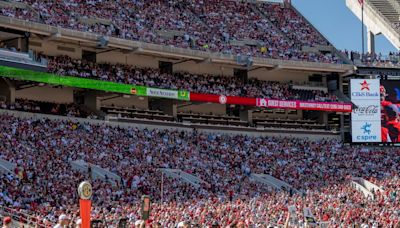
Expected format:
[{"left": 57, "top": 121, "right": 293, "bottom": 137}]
[{"left": 351, "top": 79, "right": 381, "bottom": 142}]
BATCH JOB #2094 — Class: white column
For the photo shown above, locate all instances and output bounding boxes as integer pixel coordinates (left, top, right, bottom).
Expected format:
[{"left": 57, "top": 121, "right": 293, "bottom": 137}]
[{"left": 367, "top": 29, "right": 375, "bottom": 54}]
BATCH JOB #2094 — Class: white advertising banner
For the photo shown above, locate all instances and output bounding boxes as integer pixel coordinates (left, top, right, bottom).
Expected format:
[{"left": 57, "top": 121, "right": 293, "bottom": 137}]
[
  {"left": 351, "top": 79, "right": 381, "bottom": 142},
  {"left": 352, "top": 100, "right": 380, "bottom": 120},
  {"left": 351, "top": 121, "right": 381, "bottom": 142},
  {"left": 350, "top": 79, "right": 380, "bottom": 100},
  {"left": 146, "top": 88, "right": 178, "bottom": 99}
]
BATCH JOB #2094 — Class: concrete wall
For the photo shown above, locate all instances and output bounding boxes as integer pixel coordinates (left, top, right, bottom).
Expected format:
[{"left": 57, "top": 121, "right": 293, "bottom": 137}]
[
  {"left": 0, "top": 78, "right": 15, "bottom": 102},
  {"left": 177, "top": 103, "right": 226, "bottom": 115},
  {"left": 150, "top": 98, "right": 176, "bottom": 116},
  {"left": 100, "top": 95, "right": 149, "bottom": 109},
  {"left": 29, "top": 39, "right": 83, "bottom": 59},
  {"left": 174, "top": 61, "right": 234, "bottom": 77},
  {"left": 15, "top": 86, "right": 74, "bottom": 103},
  {"left": 248, "top": 68, "right": 310, "bottom": 82},
  {"left": 96, "top": 51, "right": 159, "bottom": 68},
  {"left": 252, "top": 109, "right": 302, "bottom": 119}
]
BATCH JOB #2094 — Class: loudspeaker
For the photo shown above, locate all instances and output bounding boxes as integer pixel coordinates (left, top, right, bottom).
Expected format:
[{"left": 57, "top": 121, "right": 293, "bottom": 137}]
[{"left": 97, "top": 36, "right": 109, "bottom": 48}]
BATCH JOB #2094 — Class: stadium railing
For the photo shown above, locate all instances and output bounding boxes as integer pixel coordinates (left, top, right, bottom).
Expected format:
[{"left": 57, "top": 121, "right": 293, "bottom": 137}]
[{"left": 0, "top": 206, "right": 48, "bottom": 227}]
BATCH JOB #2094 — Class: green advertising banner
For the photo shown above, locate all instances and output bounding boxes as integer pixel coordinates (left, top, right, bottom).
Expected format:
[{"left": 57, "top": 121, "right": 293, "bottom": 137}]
[{"left": 0, "top": 66, "right": 190, "bottom": 101}]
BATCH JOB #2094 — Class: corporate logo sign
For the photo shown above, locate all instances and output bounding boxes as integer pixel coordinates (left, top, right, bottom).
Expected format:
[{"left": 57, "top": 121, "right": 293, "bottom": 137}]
[
  {"left": 219, "top": 95, "right": 227, "bottom": 104},
  {"left": 146, "top": 88, "right": 178, "bottom": 99},
  {"left": 352, "top": 100, "right": 380, "bottom": 118},
  {"left": 351, "top": 79, "right": 381, "bottom": 142},
  {"left": 352, "top": 105, "right": 378, "bottom": 115},
  {"left": 351, "top": 121, "right": 381, "bottom": 142},
  {"left": 350, "top": 79, "right": 380, "bottom": 100}
]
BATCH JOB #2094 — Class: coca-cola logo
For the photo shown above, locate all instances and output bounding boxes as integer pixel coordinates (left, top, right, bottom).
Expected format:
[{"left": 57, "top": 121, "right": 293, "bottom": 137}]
[{"left": 353, "top": 105, "right": 379, "bottom": 114}]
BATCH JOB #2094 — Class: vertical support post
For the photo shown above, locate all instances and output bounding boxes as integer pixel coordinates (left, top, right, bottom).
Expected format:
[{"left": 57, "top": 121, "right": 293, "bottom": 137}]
[
  {"left": 367, "top": 30, "right": 375, "bottom": 54},
  {"left": 361, "top": 2, "right": 365, "bottom": 57},
  {"left": 161, "top": 172, "right": 164, "bottom": 204}
]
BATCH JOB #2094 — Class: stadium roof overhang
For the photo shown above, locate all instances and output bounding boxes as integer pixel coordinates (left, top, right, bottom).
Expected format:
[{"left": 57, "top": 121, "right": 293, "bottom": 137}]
[
  {"left": 0, "top": 15, "right": 355, "bottom": 74},
  {"left": 347, "top": 0, "right": 400, "bottom": 50}
]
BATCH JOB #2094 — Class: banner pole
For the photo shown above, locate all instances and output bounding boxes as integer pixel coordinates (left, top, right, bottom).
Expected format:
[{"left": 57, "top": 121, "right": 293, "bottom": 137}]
[
  {"left": 161, "top": 172, "right": 164, "bottom": 204},
  {"left": 361, "top": 2, "right": 365, "bottom": 57},
  {"left": 78, "top": 181, "right": 93, "bottom": 228}
]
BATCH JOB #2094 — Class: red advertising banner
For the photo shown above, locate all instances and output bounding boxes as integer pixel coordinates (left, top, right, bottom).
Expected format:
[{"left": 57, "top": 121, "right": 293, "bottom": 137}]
[
  {"left": 256, "top": 98, "right": 353, "bottom": 112},
  {"left": 189, "top": 93, "right": 352, "bottom": 112},
  {"left": 190, "top": 93, "right": 256, "bottom": 106}
]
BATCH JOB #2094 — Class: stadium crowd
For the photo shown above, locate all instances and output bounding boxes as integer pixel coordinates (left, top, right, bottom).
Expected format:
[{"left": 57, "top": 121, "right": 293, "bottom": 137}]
[
  {"left": 343, "top": 50, "right": 400, "bottom": 68},
  {"left": 0, "top": 114, "right": 399, "bottom": 227},
  {"left": 0, "top": 1, "right": 398, "bottom": 227},
  {"left": 46, "top": 55, "right": 339, "bottom": 102},
  {"left": 1, "top": 0, "right": 343, "bottom": 63}
]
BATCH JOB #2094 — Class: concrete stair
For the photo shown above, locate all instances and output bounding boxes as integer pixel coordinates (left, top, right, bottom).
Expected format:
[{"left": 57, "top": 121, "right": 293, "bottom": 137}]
[
  {"left": 158, "top": 168, "right": 207, "bottom": 188},
  {"left": 250, "top": 173, "right": 299, "bottom": 193},
  {"left": 70, "top": 160, "right": 122, "bottom": 186}
]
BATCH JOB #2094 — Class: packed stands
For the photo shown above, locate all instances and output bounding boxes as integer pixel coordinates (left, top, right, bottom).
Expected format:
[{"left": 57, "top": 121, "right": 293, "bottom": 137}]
[
  {"left": 0, "top": 6, "right": 36, "bottom": 21},
  {"left": 0, "top": 0, "right": 342, "bottom": 63},
  {"left": 0, "top": 113, "right": 399, "bottom": 227},
  {"left": 259, "top": 2, "right": 328, "bottom": 47},
  {"left": 1, "top": 0, "right": 398, "bottom": 227},
  {"left": 46, "top": 55, "right": 339, "bottom": 102}
]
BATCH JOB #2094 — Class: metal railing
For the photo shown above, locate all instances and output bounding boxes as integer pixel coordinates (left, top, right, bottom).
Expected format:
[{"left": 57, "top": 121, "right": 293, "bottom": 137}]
[
  {"left": 0, "top": 206, "right": 49, "bottom": 228},
  {"left": 355, "top": 54, "right": 400, "bottom": 68}
]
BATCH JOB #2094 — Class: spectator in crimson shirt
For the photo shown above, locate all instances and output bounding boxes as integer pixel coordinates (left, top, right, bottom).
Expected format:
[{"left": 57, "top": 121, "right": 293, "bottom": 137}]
[
  {"left": 382, "top": 127, "right": 389, "bottom": 142},
  {"left": 2, "top": 217, "right": 12, "bottom": 228},
  {"left": 384, "top": 105, "right": 400, "bottom": 142},
  {"left": 229, "top": 190, "right": 234, "bottom": 202}
]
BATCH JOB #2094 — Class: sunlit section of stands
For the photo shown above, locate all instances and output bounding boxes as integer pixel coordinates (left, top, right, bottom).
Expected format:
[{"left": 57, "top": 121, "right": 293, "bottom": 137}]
[{"left": 0, "top": 2, "right": 356, "bottom": 70}]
